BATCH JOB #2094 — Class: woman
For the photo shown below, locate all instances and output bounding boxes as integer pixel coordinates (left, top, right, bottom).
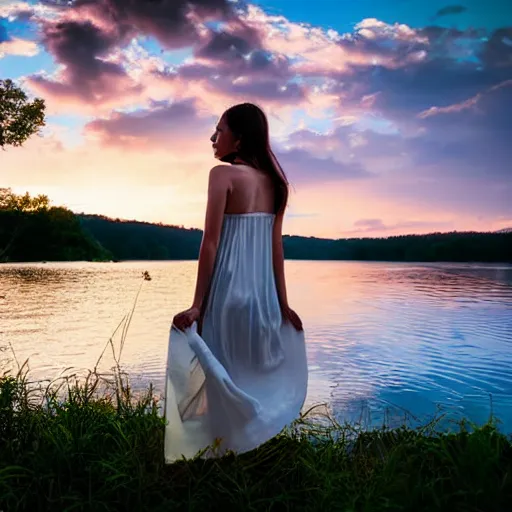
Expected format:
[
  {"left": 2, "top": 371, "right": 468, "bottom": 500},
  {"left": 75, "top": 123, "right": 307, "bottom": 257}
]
[{"left": 164, "top": 103, "right": 308, "bottom": 462}]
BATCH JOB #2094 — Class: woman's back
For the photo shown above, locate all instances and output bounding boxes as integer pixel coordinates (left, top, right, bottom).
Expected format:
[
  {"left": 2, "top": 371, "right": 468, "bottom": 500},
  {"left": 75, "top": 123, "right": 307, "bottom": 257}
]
[{"left": 223, "top": 164, "right": 277, "bottom": 215}]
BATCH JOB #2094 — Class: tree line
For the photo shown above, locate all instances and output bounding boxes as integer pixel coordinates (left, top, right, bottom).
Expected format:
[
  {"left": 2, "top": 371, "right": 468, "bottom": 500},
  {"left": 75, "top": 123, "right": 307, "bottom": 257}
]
[
  {"left": 1, "top": 200, "right": 510, "bottom": 263},
  {"left": 80, "top": 214, "right": 512, "bottom": 263}
]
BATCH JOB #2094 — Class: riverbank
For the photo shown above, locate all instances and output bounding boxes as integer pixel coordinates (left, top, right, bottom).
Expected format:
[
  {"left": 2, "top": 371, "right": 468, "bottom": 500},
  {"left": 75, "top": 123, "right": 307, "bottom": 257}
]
[{"left": 1, "top": 366, "right": 511, "bottom": 512}]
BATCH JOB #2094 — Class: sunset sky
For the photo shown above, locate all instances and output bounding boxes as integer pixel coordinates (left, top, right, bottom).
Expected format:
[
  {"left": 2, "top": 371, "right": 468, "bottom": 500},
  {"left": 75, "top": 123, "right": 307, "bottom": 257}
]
[{"left": 1, "top": 0, "right": 511, "bottom": 238}]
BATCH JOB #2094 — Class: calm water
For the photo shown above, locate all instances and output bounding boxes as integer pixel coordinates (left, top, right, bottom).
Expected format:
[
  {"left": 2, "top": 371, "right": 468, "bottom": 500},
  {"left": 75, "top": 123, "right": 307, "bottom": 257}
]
[{"left": 1, "top": 261, "right": 512, "bottom": 431}]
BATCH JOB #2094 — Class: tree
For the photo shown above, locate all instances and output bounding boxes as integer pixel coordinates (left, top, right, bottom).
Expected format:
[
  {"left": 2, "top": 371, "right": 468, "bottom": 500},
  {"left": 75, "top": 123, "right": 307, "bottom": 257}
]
[
  {"left": 0, "top": 188, "right": 50, "bottom": 212},
  {"left": 0, "top": 188, "right": 50, "bottom": 261},
  {"left": 0, "top": 189, "right": 112, "bottom": 262},
  {"left": 0, "top": 79, "right": 46, "bottom": 149}
]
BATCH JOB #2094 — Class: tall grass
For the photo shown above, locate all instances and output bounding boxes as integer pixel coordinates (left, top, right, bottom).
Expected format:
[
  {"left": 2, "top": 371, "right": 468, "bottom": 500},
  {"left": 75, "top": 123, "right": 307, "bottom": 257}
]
[{"left": 1, "top": 272, "right": 511, "bottom": 511}]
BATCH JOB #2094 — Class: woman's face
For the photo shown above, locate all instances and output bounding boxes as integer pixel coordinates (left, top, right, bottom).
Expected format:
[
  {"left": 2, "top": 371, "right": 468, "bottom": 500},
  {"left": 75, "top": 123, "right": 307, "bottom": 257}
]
[{"left": 210, "top": 115, "right": 239, "bottom": 160}]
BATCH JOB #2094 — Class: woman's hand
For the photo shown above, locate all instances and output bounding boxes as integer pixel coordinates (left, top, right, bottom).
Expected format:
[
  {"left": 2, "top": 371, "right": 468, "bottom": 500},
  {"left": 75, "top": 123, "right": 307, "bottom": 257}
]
[
  {"left": 281, "top": 305, "right": 303, "bottom": 332},
  {"left": 173, "top": 306, "right": 200, "bottom": 332}
]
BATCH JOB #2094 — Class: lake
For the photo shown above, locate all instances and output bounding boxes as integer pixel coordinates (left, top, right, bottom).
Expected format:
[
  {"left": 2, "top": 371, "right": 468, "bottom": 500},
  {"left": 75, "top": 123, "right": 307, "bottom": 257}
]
[{"left": 1, "top": 261, "right": 511, "bottom": 432}]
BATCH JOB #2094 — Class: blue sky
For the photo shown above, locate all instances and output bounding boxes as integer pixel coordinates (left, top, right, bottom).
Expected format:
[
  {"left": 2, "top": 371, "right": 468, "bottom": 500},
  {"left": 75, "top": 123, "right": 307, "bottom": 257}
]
[
  {"left": 1, "top": 0, "right": 511, "bottom": 237},
  {"left": 257, "top": 0, "right": 506, "bottom": 32}
]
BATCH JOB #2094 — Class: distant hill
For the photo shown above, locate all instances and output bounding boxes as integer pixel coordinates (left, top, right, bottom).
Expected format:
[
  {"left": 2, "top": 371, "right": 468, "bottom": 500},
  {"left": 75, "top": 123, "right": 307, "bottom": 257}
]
[
  {"left": 79, "top": 214, "right": 512, "bottom": 263},
  {"left": 79, "top": 214, "right": 202, "bottom": 260},
  {"left": 496, "top": 227, "right": 512, "bottom": 234}
]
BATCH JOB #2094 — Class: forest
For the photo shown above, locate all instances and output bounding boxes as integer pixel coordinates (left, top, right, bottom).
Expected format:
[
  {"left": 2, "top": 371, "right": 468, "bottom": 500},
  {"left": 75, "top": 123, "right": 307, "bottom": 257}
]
[
  {"left": 81, "top": 214, "right": 512, "bottom": 263},
  {"left": 1, "top": 190, "right": 511, "bottom": 263},
  {"left": 0, "top": 189, "right": 111, "bottom": 262}
]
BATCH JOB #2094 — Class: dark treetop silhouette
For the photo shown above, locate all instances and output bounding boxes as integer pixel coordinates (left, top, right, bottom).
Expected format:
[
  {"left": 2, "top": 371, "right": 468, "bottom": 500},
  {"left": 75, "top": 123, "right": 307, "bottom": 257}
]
[{"left": 1, "top": 191, "right": 510, "bottom": 263}]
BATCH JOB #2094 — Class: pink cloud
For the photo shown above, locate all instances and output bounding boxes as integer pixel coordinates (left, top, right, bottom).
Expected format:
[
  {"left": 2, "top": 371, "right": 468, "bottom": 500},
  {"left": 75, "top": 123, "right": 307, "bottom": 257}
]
[
  {"left": 242, "top": 7, "right": 428, "bottom": 76},
  {"left": 84, "top": 99, "right": 215, "bottom": 150},
  {"left": 0, "top": 2, "right": 51, "bottom": 20},
  {"left": 349, "top": 218, "right": 453, "bottom": 235},
  {"left": 418, "top": 79, "right": 512, "bottom": 118},
  {"left": 15, "top": 0, "right": 239, "bottom": 111},
  {"left": 0, "top": 37, "right": 39, "bottom": 58},
  {"left": 11, "top": 0, "right": 435, "bottom": 120}
]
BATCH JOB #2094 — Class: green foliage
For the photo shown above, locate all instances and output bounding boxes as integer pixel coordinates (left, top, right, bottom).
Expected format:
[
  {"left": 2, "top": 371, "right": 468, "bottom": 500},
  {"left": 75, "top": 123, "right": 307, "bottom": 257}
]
[
  {"left": 0, "top": 79, "right": 46, "bottom": 148},
  {"left": 0, "top": 188, "right": 49, "bottom": 212},
  {"left": 0, "top": 367, "right": 511, "bottom": 511},
  {"left": 0, "top": 189, "right": 111, "bottom": 262}
]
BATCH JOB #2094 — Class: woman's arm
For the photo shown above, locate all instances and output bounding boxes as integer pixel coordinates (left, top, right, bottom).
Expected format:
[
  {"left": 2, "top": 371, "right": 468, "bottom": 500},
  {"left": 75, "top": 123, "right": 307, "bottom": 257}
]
[
  {"left": 191, "top": 165, "right": 230, "bottom": 310},
  {"left": 272, "top": 211, "right": 288, "bottom": 308}
]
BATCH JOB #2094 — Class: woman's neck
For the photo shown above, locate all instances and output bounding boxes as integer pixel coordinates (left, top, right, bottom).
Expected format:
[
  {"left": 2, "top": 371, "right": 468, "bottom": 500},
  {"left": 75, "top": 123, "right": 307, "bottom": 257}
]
[{"left": 220, "top": 152, "right": 249, "bottom": 166}]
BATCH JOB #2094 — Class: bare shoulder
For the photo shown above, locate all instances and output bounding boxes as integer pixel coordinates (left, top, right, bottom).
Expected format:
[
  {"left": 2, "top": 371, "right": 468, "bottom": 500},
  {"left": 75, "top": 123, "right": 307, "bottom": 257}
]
[
  {"left": 208, "top": 165, "right": 233, "bottom": 186},
  {"left": 209, "top": 164, "right": 232, "bottom": 178}
]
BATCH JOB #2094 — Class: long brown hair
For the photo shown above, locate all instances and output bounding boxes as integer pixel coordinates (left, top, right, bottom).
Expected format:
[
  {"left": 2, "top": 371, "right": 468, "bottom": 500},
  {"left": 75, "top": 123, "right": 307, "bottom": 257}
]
[{"left": 222, "top": 103, "right": 289, "bottom": 214}]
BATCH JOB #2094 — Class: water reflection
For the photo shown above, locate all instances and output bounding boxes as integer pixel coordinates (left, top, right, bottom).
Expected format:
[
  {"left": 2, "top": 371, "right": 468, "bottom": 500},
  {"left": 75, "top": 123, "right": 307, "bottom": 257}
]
[{"left": 1, "top": 261, "right": 511, "bottom": 431}]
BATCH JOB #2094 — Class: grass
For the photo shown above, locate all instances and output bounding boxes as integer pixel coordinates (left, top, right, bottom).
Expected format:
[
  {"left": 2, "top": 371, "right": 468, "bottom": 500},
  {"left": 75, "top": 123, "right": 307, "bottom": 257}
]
[
  {"left": 1, "top": 272, "right": 511, "bottom": 511},
  {"left": 2, "top": 365, "right": 511, "bottom": 511}
]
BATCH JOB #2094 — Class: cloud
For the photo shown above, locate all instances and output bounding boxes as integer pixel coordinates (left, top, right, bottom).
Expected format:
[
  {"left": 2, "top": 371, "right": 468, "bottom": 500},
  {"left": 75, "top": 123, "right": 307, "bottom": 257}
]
[
  {"left": 277, "top": 71, "right": 511, "bottom": 224},
  {"left": 286, "top": 212, "right": 320, "bottom": 219},
  {"left": 161, "top": 58, "right": 303, "bottom": 104},
  {"left": 10, "top": 2, "right": 443, "bottom": 114},
  {"left": 72, "top": 0, "right": 233, "bottom": 49},
  {"left": 350, "top": 218, "right": 452, "bottom": 235},
  {"left": 14, "top": 0, "right": 238, "bottom": 108},
  {"left": 282, "top": 126, "right": 410, "bottom": 183},
  {"left": 481, "top": 27, "right": 512, "bottom": 68},
  {"left": 84, "top": 100, "right": 373, "bottom": 183},
  {"left": 433, "top": 5, "right": 467, "bottom": 18},
  {"left": 409, "top": 80, "right": 512, "bottom": 179},
  {"left": 0, "top": 37, "right": 39, "bottom": 58},
  {"left": 11, "top": 0, "right": 507, "bottom": 125},
  {"left": 0, "top": 14, "right": 39, "bottom": 57},
  {"left": 276, "top": 148, "right": 373, "bottom": 184},
  {"left": 303, "top": 23, "right": 511, "bottom": 195},
  {"left": 283, "top": 71, "right": 512, "bottom": 183},
  {"left": 194, "top": 36, "right": 293, "bottom": 80},
  {"left": 0, "top": 3, "right": 37, "bottom": 20},
  {"left": 84, "top": 99, "right": 215, "bottom": 150},
  {"left": 299, "top": 24, "right": 507, "bottom": 133},
  {"left": 148, "top": 17, "right": 304, "bottom": 107},
  {"left": 195, "top": 23, "right": 262, "bottom": 63},
  {"left": 15, "top": 1, "right": 308, "bottom": 112},
  {"left": 213, "top": 76, "right": 305, "bottom": 102},
  {"left": 244, "top": 8, "right": 429, "bottom": 78},
  {"left": 26, "top": 18, "right": 143, "bottom": 106}
]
